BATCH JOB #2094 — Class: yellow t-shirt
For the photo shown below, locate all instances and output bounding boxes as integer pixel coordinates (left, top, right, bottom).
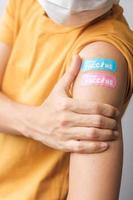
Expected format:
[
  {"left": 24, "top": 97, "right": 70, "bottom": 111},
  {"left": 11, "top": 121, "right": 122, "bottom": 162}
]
[{"left": 0, "top": 0, "right": 133, "bottom": 199}]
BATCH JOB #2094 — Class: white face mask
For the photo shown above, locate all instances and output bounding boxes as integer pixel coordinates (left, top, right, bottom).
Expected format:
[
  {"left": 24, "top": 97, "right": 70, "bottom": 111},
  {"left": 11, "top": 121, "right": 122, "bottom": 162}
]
[{"left": 38, "top": 0, "right": 119, "bottom": 27}]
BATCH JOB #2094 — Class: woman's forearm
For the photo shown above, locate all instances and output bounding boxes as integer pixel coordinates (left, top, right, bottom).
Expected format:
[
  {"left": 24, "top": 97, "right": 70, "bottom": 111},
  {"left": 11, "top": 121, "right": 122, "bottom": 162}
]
[{"left": 0, "top": 92, "right": 31, "bottom": 135}]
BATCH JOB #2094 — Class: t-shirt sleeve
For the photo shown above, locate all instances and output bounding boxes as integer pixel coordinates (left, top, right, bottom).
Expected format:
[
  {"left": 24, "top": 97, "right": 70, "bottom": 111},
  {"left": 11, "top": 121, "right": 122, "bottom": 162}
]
[{"left": 0, "top": 0, "right": 17, "bottom": 46}]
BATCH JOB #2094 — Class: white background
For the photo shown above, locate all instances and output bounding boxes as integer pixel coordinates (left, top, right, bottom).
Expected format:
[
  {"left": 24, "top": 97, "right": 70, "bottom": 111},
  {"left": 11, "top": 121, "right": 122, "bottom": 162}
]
[{"left": 0, "top": 0, "right": 133, "bottom": 199}]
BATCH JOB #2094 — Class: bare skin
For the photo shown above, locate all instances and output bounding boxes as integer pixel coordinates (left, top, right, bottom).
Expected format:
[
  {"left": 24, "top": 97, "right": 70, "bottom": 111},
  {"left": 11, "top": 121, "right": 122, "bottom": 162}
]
[{"left": 67, "top": 41, "right": 128, "bottom": 200}]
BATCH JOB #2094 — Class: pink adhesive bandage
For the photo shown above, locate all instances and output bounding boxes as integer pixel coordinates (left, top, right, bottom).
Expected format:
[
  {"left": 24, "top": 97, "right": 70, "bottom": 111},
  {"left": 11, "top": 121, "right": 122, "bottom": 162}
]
[{"left": 80, "top": 72, "right": 117, "bottom": 88}]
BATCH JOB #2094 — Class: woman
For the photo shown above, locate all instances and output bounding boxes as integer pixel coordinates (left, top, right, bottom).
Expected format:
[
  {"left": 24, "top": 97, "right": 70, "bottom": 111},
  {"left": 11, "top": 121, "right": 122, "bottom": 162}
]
[{"left": 0, "top": 0, "right": 132, "bottom": 199}]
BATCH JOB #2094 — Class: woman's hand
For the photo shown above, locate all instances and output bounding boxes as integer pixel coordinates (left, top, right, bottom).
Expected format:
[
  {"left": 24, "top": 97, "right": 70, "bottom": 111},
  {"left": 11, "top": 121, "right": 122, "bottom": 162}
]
[{"left": 24, "top": 56, "right": 119, "bottom": 153}]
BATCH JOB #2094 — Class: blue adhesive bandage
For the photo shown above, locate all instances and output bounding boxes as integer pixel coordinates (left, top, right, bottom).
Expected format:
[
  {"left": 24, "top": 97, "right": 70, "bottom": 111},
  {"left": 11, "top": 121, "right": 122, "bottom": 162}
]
[{"left": 81, "top": 58, "right": 117, "bottom": 73}]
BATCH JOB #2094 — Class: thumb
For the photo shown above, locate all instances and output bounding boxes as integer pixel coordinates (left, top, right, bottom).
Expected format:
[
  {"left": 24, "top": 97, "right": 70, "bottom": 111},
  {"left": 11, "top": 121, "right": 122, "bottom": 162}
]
[{"left": 55, "top": 55, "right": 82, "bottom": 94}]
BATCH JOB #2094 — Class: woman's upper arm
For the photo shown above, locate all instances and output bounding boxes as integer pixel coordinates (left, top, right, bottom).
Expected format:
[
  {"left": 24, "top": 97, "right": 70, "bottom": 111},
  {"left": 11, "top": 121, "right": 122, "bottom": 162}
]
[
  {"left": 0, "top": 0, "right": 15, "bottom": 85},
  {"left": 67, "top": 41, "right": 128, "bottom": 200},
  {"left": 73, "top": 41, "right": 128, "bottom": 108},
  {"left": 0, "top": 43, "right": 12, "bottom": 85}
]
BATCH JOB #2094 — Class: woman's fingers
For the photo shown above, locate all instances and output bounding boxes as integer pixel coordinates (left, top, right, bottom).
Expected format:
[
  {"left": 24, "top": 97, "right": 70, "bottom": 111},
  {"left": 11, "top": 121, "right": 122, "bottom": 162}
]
[
  {"left": 63, "top": 127, "right": 119, "bottom": 141},
  {"left": 62, "top": 112, "right": 117, "bottom": 130},
  {"left": 69, "top": 99, "right": 119, "bottom": 118},
  {"left": 63, "top": 140, "right": 109, "bottom": 154}
]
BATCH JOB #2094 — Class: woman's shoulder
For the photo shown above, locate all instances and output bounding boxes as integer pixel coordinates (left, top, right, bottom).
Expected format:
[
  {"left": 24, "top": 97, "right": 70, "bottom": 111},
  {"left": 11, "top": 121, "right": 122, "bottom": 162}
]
[{"left": 74, "top": 5, "right": 133, "bottom": 50}]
